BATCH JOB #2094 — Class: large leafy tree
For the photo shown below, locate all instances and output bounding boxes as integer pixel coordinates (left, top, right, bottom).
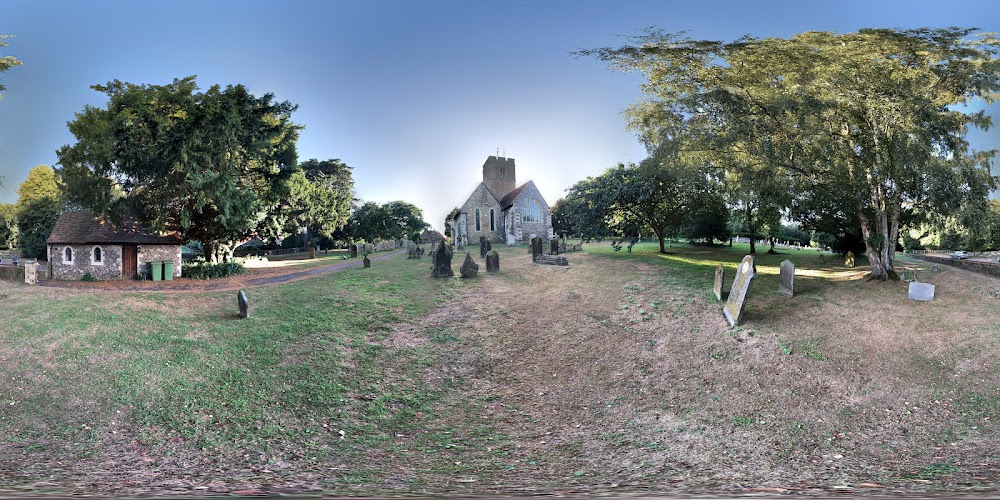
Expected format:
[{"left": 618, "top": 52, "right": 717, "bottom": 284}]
[
  {"left": 350, "top": 200, "right": 429, "bottom": 243},
  {"left": 57, "top": 76, "right": 300, "bottom": 262},
  {"left": 0, "top": 34, "right": 22, "bottom": 101},
  {"left": 0, "top": 204, "right": 18, "bottom": 249},
  {"left": 581, "top": 28, "right": 1000, "bottom": 280},
  {"left": 15, "top": 165, "right": 62, "bottom": 259},
  {"left": 279, "top": 158, "right": 355, "bottom": 248}
]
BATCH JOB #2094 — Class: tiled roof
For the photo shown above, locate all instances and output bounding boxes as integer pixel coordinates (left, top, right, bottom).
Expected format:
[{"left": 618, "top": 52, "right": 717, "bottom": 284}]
[
  {"left": 498, "top": 182, "right": 530, "bottom": 209},
  {"left": 46, "top": 210, "right": 182, "bottom": 245}
]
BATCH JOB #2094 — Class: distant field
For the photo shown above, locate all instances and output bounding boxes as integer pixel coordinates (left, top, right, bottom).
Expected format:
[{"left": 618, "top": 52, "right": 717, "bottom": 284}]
[{"left": 0, "top": 242, "right": 997, "bottom": 495}]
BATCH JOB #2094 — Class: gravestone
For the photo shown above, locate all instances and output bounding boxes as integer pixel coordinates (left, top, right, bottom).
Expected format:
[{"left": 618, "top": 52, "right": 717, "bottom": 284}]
[
  {"left": 432, "top": 243, "right": 454, "bottom": 278},
  {"left": 23, "top": 262, "right": 37, "bottom": 285},
  {"left": 480, "top": 236, "right": 488, "bottom": 258},
  {"left": 460, "top": 252, "right": 479, "bottom": 278},
  {"left": 406, "top": 240, "right": 416, "bottom": 258},
  {"left": 486, "top": 240, "right": 491, "bottom": 255},
  {"left": 531, "top": 237, "right": 544, "bottom": 262},
  {"left": 486, "top": 249, "right": 499, "bottom": 273},
  {"left": 779, "top": 260, "right": 794, "bottom": 297},
  {"left": 845, "top": 251, "right": 855, "bottom": 268},
  {"left": 713, "top": 264, "right": 724, "bottom": 301},
  {"left": 238, "top": 289, "right": 249, "bottom": 319},
  {"left": 550, "top": 239, "right": 559, "bottom": 255},
  {"left": 908, "top": 282, "right": 935, "bottom": 301},
  {"left": 309, "top": 246, "right": 316, "bottom": 259},
  {"left": 723, "top": 255, "right": 756, "bottom": 327},
  {"left": 350, "top": 244, "right": 358, "bottom": 258},
  {"left": 363, "top": 255, "right": 370, "bottom": 268}
]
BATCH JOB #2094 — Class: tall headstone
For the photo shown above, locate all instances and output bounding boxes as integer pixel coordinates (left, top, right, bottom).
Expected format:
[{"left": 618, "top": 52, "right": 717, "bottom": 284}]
[
  {"left": 480, "top": 236, "right": 488, "bottom": 259},
  {"left": 363, "top": 255, "right": 371, "bottom": 268},
  {"left": 432, "top": 243, "right": 454, "bottom": 278},
  {"left": 550, "top": 239, "right": 559, "bottom": 255},
  {"left": 350, "top": 244, "right": 358, "bottom": 258},
  {"left": 531, "top": 237, "right": 544, "bottom": 262},
  {"left": 779, "top": 260, "right": 794, "bottom": 297},
  {"left": 908, "top": 282, "right": 935, "bottom": 301},
  {"left": 238, "top": 289, "right": 249, "bottom": 319},
  {"left": 713, "top": 264, "right": 724, "bottom": 301},
  {"left": 309, "top": 246, "right": 316, "bottom": 259},
  {"left": 723, "top": 255, "right": 756, "bottom": 327},
  {"left": 845, "top": 251, "right": 855, "bottom": 268},
  {"left": 460, "top": 252, "right": 479, "bottom": 278},
  {"left": 486, "top": 249, "right": 499, "bottom": 273}
]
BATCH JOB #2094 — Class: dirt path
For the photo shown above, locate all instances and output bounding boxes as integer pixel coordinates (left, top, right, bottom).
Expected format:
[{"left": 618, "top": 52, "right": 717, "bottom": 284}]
[{"left": 35, "top": 249, "right": 407, "bottom": 292}]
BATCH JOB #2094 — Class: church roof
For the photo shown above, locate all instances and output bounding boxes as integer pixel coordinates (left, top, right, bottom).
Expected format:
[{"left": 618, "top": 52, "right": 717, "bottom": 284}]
[
  {"left": 47, "top": 210, "right": 182, "bottom": 245},
  {"left": 498, "top": 182, "right": 530, "bottom": 209}
]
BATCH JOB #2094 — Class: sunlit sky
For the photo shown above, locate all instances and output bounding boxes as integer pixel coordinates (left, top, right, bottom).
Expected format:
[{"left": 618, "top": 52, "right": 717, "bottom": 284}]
[{"left": 2, "top": 0, "right": 998, "bottom": 231}]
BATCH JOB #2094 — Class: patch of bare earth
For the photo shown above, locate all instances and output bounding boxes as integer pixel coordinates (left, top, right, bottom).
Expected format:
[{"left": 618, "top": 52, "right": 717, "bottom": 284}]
[{"left": 389, "top": 249, "right": 1000, "bottom": 494}]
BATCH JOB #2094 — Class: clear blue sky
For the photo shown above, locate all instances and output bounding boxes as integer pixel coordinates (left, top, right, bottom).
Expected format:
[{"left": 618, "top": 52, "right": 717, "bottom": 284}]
[{"left": 2, "top": 0, "right": 998, "bottom": 232}]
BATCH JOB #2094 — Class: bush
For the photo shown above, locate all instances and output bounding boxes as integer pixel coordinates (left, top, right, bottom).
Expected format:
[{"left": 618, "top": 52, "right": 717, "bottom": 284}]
[
  {"left": 182, "top": 260, "right": 246, "bottom": 280},
  {"left": 80, "top": 272, "right": 98, "bottom": 282}
]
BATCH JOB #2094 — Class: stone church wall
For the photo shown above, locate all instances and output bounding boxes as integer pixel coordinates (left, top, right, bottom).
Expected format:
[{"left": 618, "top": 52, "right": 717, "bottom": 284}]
[{"left": 48, "top": 244, "right": 123, "bottom": 280}]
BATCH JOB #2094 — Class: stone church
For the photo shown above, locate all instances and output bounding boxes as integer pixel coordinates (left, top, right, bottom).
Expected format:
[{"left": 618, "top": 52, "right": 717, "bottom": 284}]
[{"left": 449, "top": 155, "right": 551, "bottom": 245}]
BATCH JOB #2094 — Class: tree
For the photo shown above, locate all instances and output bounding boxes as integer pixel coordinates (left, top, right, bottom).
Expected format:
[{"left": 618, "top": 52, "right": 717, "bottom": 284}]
[
  {"left": 581, "top": 28, "right": 1000, "bottom": 280},
  {"left": 350, "top": 200, "right": 428, "bottom": 243},
  {"left": 560, "top": 176, "right": 615, "bottom": 241},
  {"left": 57, "top": 76, "right": 301, "bottom": 262},
  {"left": 0, "top": 34, "right": 22, "bottom": 100},
  {"left": 15, "top": 165, "right": 62, "bottom": 259},
  {"left": 280, "top": 158, "right": 355, "bottom": 248},
  {"left": 0, "top": 204, "right": 17, "bottom": 249},
  {"left": 384, "top": 201, "right": 429, "bottom": 241}
]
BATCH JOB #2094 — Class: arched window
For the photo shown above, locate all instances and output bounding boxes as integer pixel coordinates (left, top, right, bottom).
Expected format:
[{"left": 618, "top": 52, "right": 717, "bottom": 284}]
[
  {"left": 64, "top": 247, "right": 74, "bottom": 263},
  {"left": 92, "top": 246, "right": 103, "bottom": 264},
  {"left": 475, "top": 208, "right": 481, "bottom": 232},
  {"left": 523, "top": 199, "right": 541, "bottom": 222},
  {"left": 490, "top": 209, "right": 495, "bottom": 232}
]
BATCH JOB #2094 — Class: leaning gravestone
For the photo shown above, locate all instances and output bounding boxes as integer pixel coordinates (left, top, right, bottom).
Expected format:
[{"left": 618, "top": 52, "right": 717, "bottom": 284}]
[
  {"left": 531, "top": 237, "right": 544, "bottom": 262},
  {"left": 460, "top": 252, "right": 479, "bottom": 278},
  {"left": 908, "top": 281, "right": 935, "bottom": 301},
  {"left": 238, "top": 289, "right": 249, "bottom": 319},
  {"left": 350, "top": 244, "right": 358, "bottom": 258},
  {"left": 779, "top": 260, "right": 794, "bottom": 297},
  {"left": 432, "top": 243, "right": 454, "bottom": 278},
  {"left": 486, "top": 249, "right": 499, "bottom": 273},
  {"left": 713, "top": 264, "right": 724, "bottom": 301},
  {"left": 480, "top": 236, "right": 488, "bottom": 258},
  {"left": 723, "top": 255, "right": 756, "bottom": 327},
  {"left": 845, "top": 251, "right": 855, "bottom": 268}
]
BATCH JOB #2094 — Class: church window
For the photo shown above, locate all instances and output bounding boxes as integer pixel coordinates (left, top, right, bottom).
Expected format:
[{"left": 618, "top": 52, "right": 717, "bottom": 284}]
[
  {"left": 92, "top": 246, "right": 103, "bottom": 265},
  {"left": 523, "top": 199, "right": 541, "bottom": 223},
  {"left": 475, "top": 208, "right": 481, "bottom": 231},
  {"left": 490, "top": 209, "right": 495, "bottom": 231},
  {"left": 64, "top": 247, "right": 74, "bottom": 264}
]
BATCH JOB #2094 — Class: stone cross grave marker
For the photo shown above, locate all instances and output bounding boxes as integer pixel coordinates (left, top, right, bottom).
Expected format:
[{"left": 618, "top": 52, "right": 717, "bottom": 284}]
[
  {"left": 908, "top": 281, "right": 935, "bottom": 301},
  {"left": 723, "top": 255, "right": 756, "bottom": 327},
  {"left": 779, "top": 260, "right": 794, "bottom": 297},
  {"left": 238, "top": 289, "right": 249, "bottom": 319},
  {"left": 713, "top": 264, "right": 724, "bottom": 301},
  {"left": 486, "top": 249, "right": 499, "bottom": 273},
  {"left": 460, "top": 252, "right": 479, "bottom": 278},
  {"left": 845, "top": 251, "right": 855, "bottom": 268}
]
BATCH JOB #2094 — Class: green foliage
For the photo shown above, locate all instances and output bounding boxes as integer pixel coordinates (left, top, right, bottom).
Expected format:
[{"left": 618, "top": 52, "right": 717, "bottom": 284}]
[
  {"left": 15, "top": 166, "right": 62, "bottom": 259},
  {"left": 80, "top": 272, "right": 98, "bottom": 282},
  {"left": 0, "top": 34, "right": 22, "bottom": 99},
  {"left": 0, "top": 203, "right": 17, "bottom": 249},
  {"left": 350, "top": 200, "right": 428, "bottom": 243},
  {"left": 271, "top": 158, "right": 355, "bottom": 246},
  {"left": 182, "top": 260, "right": 246, "bottom": 280},
  {"left": 443, "top": 208, "right": 459, "bottom": 239},
  {"left": 57, "top": 76, "right": 301, "bottom": 263}
]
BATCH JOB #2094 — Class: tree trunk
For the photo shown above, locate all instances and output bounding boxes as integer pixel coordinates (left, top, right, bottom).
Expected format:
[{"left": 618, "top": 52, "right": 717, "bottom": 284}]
[
  {"left": 203, "top": 241, "right": 216, "bottom": 263},
  {"left": 655, "top": 227, "right": 667, "bottom": 253}
]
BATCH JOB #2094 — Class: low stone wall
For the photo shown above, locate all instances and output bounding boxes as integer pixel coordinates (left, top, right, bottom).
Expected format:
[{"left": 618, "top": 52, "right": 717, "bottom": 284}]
[
  {"left": 909, "top": 253, "right": 1000, "bottom": 279},
  {"left": 0, "top": 265, "right": 24, "bottom": 282}
]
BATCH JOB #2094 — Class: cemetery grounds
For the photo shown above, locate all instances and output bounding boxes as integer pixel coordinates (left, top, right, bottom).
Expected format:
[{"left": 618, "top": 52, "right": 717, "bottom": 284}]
[{"left": 0, "top": 242, "right": 997, "bottom": 495}]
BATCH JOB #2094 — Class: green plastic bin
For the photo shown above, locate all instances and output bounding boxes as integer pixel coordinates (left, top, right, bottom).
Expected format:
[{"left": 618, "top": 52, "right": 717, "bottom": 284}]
[
  {"left": 163, "top": 260, "right": 174, "bottom": 280},
  {"left": 151, "top": 261, "right": 162, "bottom": 281}
]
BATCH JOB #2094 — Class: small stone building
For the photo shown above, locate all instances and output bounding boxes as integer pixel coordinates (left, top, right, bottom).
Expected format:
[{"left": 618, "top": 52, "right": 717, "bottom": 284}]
[
  {"left": 46, "top": 210, "right": 183, "bottom": 280},
  {"left": 449, "top": 156, "right": 551, "bottom": 245}
]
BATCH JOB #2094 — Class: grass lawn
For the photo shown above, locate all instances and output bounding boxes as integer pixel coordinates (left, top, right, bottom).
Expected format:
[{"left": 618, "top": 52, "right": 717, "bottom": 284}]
[{"left": 0, "top": 241, "right": 997, "bottom": 495}]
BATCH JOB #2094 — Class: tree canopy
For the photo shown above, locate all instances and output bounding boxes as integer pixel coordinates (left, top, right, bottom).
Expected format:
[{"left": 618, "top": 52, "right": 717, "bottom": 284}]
[
  {"left": 0, "top": 34, "right": 22, "bottom": 100},
  {"left": 57, "top": 76, "right": 301, "bottom": 262},
  {"left": 15, "top": 165, "right": 62, "bottom": 259},
  {"left": 580, "top": 27, "right": 1000, "bottom": 279},
  {"left": 350, "top": 200, "right": 429, "bottom": 243}
]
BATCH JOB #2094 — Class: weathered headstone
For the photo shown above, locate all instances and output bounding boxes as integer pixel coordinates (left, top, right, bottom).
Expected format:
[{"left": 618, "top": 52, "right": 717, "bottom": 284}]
[
  {"left": 779, "top": 260, "right": 794, "bottom": 297},
  {"left": 350, "top": 244, "right": 358, "bottom": 258},
  {"left": 480, "top": 236, "right": 488, "bottom": 259},
  {"left": 23, "top": 262, "right": 37, "bottom": 285},
  {"left": 363, "top": 255, "right": 370, "bottom": 268},
  {"left": 531, "top": 237, "right": 544, "bottom": 262},
  {"left": 238, "top": 289, "right": 249, "bottom": 319},
  {"left": 908, "top": 282, "right": 935, "bottom": 301},
  {"left": 460, "top": 252, "right": 479, "bottom": 278},
  {"left": 550, "top": 239, "right": 559, "bottom": 255},
  {"left": 713, "top": 264, "right": 724, "bottom": 301},
  {"left": 723, "top": 255, "right": 756, "bottom": 327},
  {"left": 845, "top": 251, "right": 855, "bottom": 268},
  {"left": 432, "top": 243, "right": 454, "bottom": 278},
  {"left": 309, "top": 246, "right": 316, "bottom": 259},
  {"left": 486, "top": 240, "right": 491, "bottom": 254},
  {"left": 486, "top": 249, "right": 499, "bottom": 273}
]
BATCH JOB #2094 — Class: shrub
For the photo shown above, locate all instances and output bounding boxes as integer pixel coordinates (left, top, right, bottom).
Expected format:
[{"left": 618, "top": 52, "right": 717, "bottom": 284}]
[
  {"left": 182, "top": 260, "right": 246, "bottom": 280},
  {"left": 80, "top": 272, "right": 98, "bottom": 282}
]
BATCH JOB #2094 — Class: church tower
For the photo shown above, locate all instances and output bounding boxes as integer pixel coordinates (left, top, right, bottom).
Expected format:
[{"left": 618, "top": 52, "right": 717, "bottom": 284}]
[{"left": 482, "top": 155, "right": 516, "bottom": 199}]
